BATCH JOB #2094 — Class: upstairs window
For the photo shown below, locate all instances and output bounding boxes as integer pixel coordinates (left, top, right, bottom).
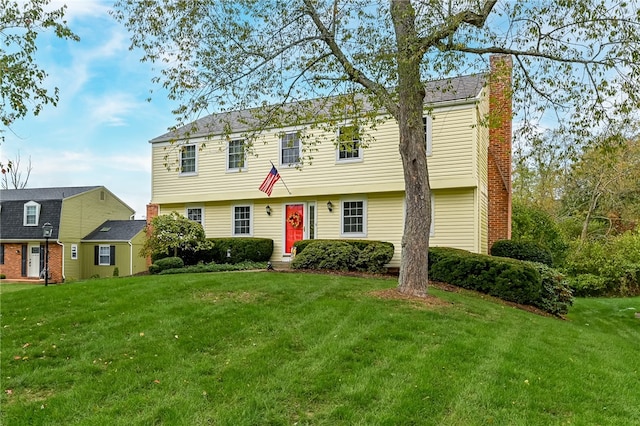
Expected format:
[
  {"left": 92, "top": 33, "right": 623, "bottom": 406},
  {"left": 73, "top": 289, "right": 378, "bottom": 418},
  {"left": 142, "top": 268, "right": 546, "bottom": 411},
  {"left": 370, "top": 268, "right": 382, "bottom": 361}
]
[
  {"left": 23, "top": 201, "right": 40, "bottom": 226},
  {"left": 423, "top": 115, "right": 432, "bottom": 156},
  {"left": 228, "top": 139, "right": 246, "bottom": 171},
  {"left": 180, "top": 144, "right": 197, "bottom": 174},
  {"left": 280, "top": 132, "right": 300, "bottom": 166},
  {"left": 71, "top": 244, "right": 78, "bottom": 260},
  {"left": 337, "top": 125, "right": 362, "bottom": 161}
]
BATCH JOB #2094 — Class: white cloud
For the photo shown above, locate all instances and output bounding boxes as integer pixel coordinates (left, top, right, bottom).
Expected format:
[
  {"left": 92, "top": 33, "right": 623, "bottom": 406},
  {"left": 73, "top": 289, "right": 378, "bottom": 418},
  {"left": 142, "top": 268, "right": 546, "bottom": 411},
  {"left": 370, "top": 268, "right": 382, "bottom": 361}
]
[{"left": 86, "top": 92, "right": 143, "bottom": 127}]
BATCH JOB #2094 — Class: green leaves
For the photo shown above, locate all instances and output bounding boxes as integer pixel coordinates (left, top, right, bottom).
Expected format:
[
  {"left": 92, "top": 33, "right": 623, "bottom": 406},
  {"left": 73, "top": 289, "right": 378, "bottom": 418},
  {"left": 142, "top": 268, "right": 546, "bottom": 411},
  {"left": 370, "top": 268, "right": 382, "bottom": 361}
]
[{"left": 1, "top": 0, "right": 79, "bottom": 127}]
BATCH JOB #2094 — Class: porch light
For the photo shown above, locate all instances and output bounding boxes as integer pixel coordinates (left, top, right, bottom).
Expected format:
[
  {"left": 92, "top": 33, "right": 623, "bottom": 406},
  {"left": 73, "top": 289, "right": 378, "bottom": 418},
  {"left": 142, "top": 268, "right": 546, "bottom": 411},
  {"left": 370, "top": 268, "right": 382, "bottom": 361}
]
[
  {"left": 326, "top": 201, "right": 333, "bottom": 212},
  {"left": 266, "top": 205, "right": 272, "bottom": 216}
]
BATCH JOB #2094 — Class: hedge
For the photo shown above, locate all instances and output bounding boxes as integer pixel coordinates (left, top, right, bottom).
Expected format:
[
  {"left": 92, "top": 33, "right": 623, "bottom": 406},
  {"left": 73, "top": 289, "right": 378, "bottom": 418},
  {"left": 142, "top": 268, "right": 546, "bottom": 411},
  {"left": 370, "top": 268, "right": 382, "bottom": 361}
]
[
  {"left": 149, "top": 257, "right": 184, "bottom": 274},
  {"left": 204, "top": 238, "right": 273, "bottom": 264},
  {"left": 428, "top": 247, "right": 542, "bottom": 305},
  {"left": 291, "top": 239, "right": 394, "bottom": 273},
  {"left": 491, "top": 239, "right": 553, "bottom": 266}
]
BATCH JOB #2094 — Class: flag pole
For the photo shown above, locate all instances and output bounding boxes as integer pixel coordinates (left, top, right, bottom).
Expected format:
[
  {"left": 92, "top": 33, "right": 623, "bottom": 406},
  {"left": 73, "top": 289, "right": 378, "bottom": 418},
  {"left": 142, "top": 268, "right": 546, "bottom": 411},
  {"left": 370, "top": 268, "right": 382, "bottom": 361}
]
[{"left": 271, "top": 160, "right": 292, "bottom": 195}]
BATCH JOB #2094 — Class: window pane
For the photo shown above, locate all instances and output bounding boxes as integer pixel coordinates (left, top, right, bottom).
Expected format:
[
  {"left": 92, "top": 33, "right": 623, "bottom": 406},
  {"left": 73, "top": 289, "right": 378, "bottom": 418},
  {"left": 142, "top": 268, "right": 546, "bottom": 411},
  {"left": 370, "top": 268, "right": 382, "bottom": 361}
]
[
  {"left": 228, "top": 139, "right": 245, "bottom": 169},
  {"left": 99, "top": 246, "right": 110, "bottom": 265},
  {"left": 338, "top": 126, "right": 360, "bottom": 160},
  {"left": 26, "top": 205, "right": 37, "bottom": 225},
  {"left": 281, "top": 133, "right": 300, "bottom": 165},
  {"left": 187, "top": 208, "right": 202, "bottom": 224},
  {"left": 342, "top": 201, "right": 364, "bottom": 234},
  {"left": 181, "top": 145, "right": 196, "bottom": 173},
  {"left": 234, "top": 206, "right": 251, "bottom": 235}
]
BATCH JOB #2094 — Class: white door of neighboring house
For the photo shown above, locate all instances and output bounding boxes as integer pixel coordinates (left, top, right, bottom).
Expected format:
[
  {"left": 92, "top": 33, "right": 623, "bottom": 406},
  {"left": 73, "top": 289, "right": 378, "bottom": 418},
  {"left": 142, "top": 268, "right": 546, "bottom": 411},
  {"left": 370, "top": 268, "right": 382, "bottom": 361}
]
[{"left": 28, "top": 244, "right": 41, "bottom": 278}]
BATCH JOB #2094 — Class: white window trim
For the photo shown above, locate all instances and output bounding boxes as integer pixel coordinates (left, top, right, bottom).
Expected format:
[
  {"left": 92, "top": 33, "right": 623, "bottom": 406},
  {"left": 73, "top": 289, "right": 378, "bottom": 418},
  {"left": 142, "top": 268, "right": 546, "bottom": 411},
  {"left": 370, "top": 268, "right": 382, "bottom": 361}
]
[
  {"left": 336, "top": 125, "right": 363, "bottom": 163},
  {"left": 23, "top": 201, "right": 41, "bottom": 226},
  {"left": 98, "top": 245, "right": 111, "bottom": 266},
  {"left": 340, "top": 198, "right": 367, "bottom": 237},
  {"left": 71, "top": 244, "right": 78, "bottom": 260},
  {"left": 279, "top": 132, "right": 301, "bottom": 167},
  {"left": 424, "top": 115, "right": 433, "bottom": 156},
  {"left": 186, "top": 206, "right": 205, "bottom": 228},
  {"left": 232, "top": 204, "right": 253, "bottom": 237},
  {"left": 227, "top": 139, "right": 247, "bottom": 172},
  {"left": 179, "top": 143, "right": 198, "bottom": 175}
]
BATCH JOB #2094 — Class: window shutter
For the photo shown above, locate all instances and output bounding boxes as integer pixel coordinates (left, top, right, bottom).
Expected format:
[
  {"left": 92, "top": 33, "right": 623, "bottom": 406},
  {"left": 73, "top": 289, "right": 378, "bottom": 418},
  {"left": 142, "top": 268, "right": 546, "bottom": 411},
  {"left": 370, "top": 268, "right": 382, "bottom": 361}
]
[
  {"left": 110, "top": 246, "right": 116, "bottom": 265},
  {"left": 94, "top": 246, "right": 99, "bottom": 265}
]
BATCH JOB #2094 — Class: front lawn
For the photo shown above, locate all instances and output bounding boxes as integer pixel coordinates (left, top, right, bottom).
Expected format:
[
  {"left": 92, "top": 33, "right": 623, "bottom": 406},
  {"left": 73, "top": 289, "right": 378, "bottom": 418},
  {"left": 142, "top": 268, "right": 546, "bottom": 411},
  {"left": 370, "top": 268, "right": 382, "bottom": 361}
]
[{"left": 1, "top": 272, "right": 638, "bottom": 425}]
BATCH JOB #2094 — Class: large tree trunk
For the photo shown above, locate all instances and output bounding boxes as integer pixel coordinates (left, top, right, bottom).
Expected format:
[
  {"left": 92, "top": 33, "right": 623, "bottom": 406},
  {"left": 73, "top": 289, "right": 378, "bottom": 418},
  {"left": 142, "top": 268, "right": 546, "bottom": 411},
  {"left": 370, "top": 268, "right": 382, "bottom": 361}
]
[{"left": 392, "top": 1, "right": 430, "bottom": 297}]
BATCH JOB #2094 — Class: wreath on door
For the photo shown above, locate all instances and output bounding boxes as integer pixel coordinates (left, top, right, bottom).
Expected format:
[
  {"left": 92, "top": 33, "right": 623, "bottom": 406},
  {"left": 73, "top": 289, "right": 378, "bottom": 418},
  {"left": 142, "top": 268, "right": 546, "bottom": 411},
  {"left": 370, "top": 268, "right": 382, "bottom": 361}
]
[{"left": 287, "top": 211, "right": 302, "bottom": 228}]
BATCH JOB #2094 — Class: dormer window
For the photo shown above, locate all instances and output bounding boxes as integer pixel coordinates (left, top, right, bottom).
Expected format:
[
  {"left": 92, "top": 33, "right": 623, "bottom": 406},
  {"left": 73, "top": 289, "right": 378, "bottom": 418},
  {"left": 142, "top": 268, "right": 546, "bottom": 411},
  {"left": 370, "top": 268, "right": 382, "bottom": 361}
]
[{"left": 23, "top": 201, "right": 41, "bottom": 226}]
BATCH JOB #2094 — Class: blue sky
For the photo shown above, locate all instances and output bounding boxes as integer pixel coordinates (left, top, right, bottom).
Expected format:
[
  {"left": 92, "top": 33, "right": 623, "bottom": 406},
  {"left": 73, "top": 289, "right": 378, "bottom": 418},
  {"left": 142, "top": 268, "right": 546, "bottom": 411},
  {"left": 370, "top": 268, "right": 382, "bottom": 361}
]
[{"left": 2, "top": 0, "right": 179, "bottom": 218}]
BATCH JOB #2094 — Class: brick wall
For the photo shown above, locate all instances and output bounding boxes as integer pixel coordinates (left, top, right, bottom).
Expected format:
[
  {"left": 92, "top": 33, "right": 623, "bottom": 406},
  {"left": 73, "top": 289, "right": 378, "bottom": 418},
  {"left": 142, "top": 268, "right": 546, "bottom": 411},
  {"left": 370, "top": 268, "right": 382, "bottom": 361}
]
[
  {"left": 487, "top": 55, "right": 513, "bottom": 252},
  {"left": 0, "top": 242, "right": 62, "bottom": 283}
]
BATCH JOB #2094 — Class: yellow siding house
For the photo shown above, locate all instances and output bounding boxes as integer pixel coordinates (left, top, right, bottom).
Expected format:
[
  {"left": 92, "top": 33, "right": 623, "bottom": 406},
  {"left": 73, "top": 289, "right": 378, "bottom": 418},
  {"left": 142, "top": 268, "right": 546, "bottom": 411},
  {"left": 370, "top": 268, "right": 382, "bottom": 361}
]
[{"left": 147, "top": 56, "right": 513, "bottom": 268}]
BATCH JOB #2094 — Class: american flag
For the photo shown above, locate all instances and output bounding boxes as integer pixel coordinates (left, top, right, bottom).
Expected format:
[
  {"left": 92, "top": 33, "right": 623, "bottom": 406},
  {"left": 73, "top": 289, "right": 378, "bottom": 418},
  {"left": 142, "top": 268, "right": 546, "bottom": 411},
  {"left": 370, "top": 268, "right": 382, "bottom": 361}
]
[{"left": 259, "top": 165, "right": 281, "bottom": 196}]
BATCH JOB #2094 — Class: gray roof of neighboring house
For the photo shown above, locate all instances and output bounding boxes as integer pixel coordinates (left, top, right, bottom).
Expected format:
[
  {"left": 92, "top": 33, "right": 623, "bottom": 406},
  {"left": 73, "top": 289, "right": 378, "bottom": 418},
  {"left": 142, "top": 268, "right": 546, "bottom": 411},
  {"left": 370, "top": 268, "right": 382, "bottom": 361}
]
[
  {"left": 0, "top": 199, "right": 63, "bottom": 240},
  {"left": 150, "top": 73, "right": 487, "bottom": 143},
  {"left": 0, "top": 186, "right": 101, "bottom": 201},
  {"left": 82, "top": 220, "right": 147, "bottom": 242}
]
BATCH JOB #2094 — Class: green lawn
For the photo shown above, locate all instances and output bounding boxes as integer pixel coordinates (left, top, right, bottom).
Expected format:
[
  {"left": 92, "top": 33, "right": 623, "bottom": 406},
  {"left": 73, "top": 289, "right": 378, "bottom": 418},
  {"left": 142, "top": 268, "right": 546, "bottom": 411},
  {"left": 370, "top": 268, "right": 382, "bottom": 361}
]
[{"left": 1, "top": 272, "right": 638, "bottom": 425}]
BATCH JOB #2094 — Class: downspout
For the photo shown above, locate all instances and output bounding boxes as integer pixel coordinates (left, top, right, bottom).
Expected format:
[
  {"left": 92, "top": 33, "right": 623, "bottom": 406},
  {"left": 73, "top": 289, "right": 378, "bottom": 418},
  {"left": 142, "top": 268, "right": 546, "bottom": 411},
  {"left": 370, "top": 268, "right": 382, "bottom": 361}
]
[
  {"left": 128, "top": 241, "right": 133, "bottom": 276},
  {"left": 57, "top": 241, "right": 65, "bottom": 282}
]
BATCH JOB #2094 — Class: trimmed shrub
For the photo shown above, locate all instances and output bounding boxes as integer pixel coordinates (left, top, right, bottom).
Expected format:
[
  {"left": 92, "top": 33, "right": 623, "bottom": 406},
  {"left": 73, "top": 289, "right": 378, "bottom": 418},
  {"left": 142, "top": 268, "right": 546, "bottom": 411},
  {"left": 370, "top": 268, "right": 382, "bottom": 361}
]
[
  {"left": 204, "top": 238, "right": 273, "bottom": 264},
  {"left": 149, "top": 257, "right": 184, "bottom": 274},
  {"left": 491, "top": 239, "right": 553, "bottom": 266},
  {"left": 291, "top": 240, "right": 394, "bottom": 273},
  {"left": 428, "top": 247, "right": 542, "bottom": 305},
  {"left": 354, "top": 242, "right": 395, "bottom": 273},
  {"left": 291, "top": 241, "right": 356, "bottom": 271},
  {"left": 527, "top": 262, "right": 573, "bottom": 316}
]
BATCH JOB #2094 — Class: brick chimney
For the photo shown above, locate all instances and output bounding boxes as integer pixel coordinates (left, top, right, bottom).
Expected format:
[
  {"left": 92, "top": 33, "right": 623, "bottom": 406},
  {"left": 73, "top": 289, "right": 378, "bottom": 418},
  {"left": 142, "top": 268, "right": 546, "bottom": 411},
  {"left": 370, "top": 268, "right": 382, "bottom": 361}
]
[{"left": 487, "top": 55, "right": 513, "bottom": 252}]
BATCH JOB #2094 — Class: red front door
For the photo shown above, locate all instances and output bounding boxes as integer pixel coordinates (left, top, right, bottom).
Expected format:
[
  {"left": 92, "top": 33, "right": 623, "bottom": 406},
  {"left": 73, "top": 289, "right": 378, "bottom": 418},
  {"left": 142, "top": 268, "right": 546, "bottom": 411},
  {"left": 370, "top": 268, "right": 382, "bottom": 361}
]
[{"left": 285, "top": 204, "right": 304, "bottom": 254}]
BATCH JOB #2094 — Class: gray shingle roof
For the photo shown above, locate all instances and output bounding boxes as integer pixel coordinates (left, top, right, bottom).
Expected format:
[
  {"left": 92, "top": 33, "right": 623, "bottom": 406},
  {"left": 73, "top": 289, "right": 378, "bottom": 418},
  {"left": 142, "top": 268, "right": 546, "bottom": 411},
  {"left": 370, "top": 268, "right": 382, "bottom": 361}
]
[
  {"left": 150, "top": 73, "right": 486, "bottom": 143},
  {"left": 82, "top": 220, "right": 146, "bottom": 242},
  {"left": 0, "top": 199, "right": 62, "bottom": 240},
  {"left": 0, "top": 186, "right": 101, "bottom": 201}
]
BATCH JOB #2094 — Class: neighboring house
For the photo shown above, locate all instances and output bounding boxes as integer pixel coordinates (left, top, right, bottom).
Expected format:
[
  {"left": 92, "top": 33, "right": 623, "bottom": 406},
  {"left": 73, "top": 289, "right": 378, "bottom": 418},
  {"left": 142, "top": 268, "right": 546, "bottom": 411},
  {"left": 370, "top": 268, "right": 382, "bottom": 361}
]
[
  {"left": 0, "top": 186, "right": 146, "bottom": 282},
  {"left": 147, "top": 55, "right": 513, "bottom": 268},
  {"left": 81, "top": 220, "right": 147, "bottom": 278}
]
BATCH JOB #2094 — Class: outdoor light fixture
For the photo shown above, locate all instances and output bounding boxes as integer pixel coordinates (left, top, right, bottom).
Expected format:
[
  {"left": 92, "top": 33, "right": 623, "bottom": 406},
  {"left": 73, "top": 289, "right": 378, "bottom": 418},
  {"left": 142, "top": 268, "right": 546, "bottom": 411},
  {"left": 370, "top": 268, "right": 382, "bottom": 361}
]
[
  {"left": 326, "top": 201, "right": 333, "bottom": 212},
  {"left": 226, "top": 248, "right": 232, "bottom": 258},
  {"left": 42, "top": 222, "right": 53, "bottom": 286},
  {"left": 266, "top": 205, "right": 272, "bottom": 216}
]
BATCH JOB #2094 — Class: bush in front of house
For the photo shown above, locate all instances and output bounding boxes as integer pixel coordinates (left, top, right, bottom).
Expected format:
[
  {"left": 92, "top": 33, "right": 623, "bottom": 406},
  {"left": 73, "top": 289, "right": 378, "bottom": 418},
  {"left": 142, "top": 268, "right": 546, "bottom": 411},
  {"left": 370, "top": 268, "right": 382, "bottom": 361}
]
[
  {"left": 491, "top": 239, "right": 554, "bottom": 266},
  {"left": 291, "top": 241, "right": 356, "bottom": 272},
  {"left": 428, "top": 247, "right": 542, "bottom": 306},
  {"left": 291, "top": 239, "right": 395, "bottom": 273},
  {"left": 527, "top": 262, "right": 573, "bottom": 316},
  {"left": 149, "top": 257, "right": 184, "bottom": 274},
  {"left": 203, "top": 238, "right": 274, "bottom": 264}
]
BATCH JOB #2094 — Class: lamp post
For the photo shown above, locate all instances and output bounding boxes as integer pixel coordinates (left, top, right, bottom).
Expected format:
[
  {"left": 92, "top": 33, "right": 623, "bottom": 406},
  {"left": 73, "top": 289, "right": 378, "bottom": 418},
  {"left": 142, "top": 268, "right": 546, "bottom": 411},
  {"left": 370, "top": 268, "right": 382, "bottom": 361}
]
[{"left": 42, "top": 222, "right": 53, "bottom": 286}]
